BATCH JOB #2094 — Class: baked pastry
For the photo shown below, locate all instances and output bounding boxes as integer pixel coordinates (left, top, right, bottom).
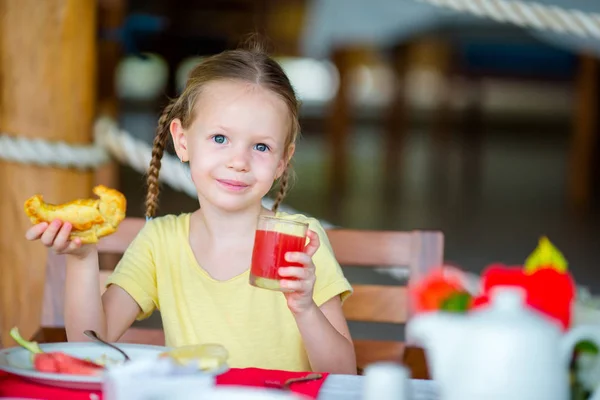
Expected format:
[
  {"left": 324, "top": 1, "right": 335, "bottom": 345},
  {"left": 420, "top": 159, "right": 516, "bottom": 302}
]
[{"left": 24, "top": 185, "right": 126, "bottom": 244}]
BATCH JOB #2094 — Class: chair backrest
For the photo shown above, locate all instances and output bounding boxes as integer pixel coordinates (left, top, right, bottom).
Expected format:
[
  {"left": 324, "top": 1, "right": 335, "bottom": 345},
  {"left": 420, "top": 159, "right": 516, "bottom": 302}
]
[
  {"left": 327, "top": 229, "right": 443, "bottom": 323},
  {"left": 42, "top": 218, "right": 443, "bottom": 369},
  {"left": 325, "top": 229, "right": 443, "bottom": 371}
]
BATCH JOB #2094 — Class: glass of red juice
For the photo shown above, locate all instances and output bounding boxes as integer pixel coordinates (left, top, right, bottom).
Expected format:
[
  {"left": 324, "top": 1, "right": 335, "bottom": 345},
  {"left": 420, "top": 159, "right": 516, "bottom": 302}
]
[{"left": 249, "top": 215, "right": 309, "bottom": 291}]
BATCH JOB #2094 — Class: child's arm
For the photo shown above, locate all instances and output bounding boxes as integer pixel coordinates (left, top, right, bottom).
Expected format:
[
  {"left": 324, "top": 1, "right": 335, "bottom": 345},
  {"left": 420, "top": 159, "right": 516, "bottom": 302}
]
[
  {"left": 294, "top": 296, "right": 357, "bottom": 374},
  {"left": 279, "top": 229, "right": 357, "bottom": 374},
  {"left": 26, "top": 220, "right": 141, "bottom": 342},
  {"left": 64, "top": 252, "right": 140, "bottom": 342}
]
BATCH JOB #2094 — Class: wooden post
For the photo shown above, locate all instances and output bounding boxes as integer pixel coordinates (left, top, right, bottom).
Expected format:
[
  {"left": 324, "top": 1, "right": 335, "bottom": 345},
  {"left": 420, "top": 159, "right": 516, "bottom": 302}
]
[
  {"left": 95, "top": 0, "right": 124, "bottom": 190},
  {"left": 0, "top": 0, "right": 97, "bottom": 346},
  {"left": 383, "top": 42, "right": 410, "bottom": 203},
  {"left": 569, "top": 53, "right": 598, "bottom": 212},
  {"left": 326, "top": 48, "right": 352, "bottom": 218},
  {"left": 97, "top": 0, "right": 125, "bottom": 120},
  {"left": 326, "top": 47, "right": 369, "bottom": 219},
  {"left": 96, "top": 0, "right": 125, "bottom": 272}
]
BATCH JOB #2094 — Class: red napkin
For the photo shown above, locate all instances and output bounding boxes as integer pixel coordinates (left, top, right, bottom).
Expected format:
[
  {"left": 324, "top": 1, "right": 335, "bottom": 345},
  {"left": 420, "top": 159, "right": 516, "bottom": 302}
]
[
  {"left": 0, "top": 368, "right": 328, "bottom": 399},
  {"left": 0, "top": 371, "right": 102, "bottom": 399},
  {"left": 216, "top": 368, "right": 329, "bottom": 399}
]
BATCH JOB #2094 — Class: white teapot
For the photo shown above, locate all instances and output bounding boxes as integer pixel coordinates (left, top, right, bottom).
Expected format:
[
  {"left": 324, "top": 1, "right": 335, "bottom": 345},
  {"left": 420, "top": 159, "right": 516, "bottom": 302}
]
[{"left": 406, "top": 285, "right": 600, "bottom": 400}]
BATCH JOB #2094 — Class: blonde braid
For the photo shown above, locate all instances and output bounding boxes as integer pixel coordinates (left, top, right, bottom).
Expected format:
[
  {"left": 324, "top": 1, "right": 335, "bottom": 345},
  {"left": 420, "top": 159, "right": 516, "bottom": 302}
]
[
  {"left": 145, "top": 101, "right": 176, "bottom": 218},
  {"left": 271, "top": 168, "right": 290, "bottom": 212}
]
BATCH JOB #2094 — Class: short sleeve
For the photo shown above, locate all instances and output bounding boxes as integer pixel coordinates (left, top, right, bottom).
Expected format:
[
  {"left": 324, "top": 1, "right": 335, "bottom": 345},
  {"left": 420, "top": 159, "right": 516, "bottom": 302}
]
[
  {"left": 104, "top": 220, "right": 159, "bottom": 320},
  {"left": 308, "top": 218, "right": 353, "bottom": 307}
]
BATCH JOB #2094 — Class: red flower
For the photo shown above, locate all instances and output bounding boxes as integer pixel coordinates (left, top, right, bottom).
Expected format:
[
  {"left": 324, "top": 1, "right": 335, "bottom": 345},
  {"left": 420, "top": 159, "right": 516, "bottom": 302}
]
[
  {"left": 471, "top": 263, "right": 575, "bottom": 330},
  {"left": 409, "top": 267, "right": 470, "bottom": 313}
]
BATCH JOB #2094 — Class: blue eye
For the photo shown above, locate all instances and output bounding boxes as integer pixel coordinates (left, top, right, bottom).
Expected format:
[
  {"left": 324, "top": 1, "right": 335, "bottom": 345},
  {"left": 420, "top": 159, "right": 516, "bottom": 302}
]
[
  {"left": 212, "top": 134, "right": 227, "bottom": 144},
  {"left": 254, "top": 143, "right": 269, "bottom": 152}
]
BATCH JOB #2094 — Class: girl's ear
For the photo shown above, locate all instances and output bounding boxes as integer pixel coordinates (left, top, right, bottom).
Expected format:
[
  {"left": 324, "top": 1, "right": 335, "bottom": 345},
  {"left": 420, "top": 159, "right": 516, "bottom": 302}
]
[
  {"left": 170, "top": 118, "right": 189, "bottom": 162},
  {"left": 275, "top": 144, "right": 295, "bottom": 179}
]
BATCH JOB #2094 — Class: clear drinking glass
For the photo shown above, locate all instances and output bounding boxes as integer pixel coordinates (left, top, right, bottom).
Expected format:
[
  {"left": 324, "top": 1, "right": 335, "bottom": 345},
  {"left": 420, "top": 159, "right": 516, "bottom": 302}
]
[{"left": 249, "top": 215, "right": 309, "bottom": 291}]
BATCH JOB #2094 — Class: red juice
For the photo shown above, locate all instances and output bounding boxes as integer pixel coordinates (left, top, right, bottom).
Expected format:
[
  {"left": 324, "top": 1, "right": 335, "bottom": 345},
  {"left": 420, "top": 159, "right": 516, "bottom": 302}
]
[{"left": 249, "top": 229, "right": 306, "bottom": 290}]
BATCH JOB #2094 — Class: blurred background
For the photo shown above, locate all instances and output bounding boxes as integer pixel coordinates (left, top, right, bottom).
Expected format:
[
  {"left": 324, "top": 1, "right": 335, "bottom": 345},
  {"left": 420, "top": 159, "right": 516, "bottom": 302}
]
[
  {"left": 2, "top": 0, "right": 599, "bottom": 344},
  {"left": 111, "top": 0, "right": 599, "bottom": 286}
]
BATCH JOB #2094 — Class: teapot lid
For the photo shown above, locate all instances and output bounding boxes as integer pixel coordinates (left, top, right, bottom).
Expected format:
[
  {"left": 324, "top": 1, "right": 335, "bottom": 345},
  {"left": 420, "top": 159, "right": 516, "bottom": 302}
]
[
  {"left": 490, "top": 286, "right": 527, "bottom": 310},
  {"left": 478, "top": 285, "right": 562, "bottom": 333}
]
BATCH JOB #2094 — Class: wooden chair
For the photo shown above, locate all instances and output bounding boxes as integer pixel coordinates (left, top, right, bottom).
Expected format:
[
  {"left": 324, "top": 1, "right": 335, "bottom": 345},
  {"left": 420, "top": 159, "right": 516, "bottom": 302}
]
[
  {"left": 40, "top": 217, "right": 443, "bottom": 372},
  {"left": 326, "top": 229, "right": 443, "bottom": 372}
]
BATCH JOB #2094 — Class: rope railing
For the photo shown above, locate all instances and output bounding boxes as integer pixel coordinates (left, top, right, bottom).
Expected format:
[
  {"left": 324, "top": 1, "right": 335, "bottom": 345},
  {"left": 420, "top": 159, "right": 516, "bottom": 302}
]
[
  {"left": 418, "top": 0, "right": 600, "bottom": 39},
  {"left": 0, "top": 133, "right": 109, "bottom": 170},
  {"left": 0, "top": 116, "right": 413, "bottom": 280},
  {"left": 0, "top": 117, "right": 292, "bottom": 222}
]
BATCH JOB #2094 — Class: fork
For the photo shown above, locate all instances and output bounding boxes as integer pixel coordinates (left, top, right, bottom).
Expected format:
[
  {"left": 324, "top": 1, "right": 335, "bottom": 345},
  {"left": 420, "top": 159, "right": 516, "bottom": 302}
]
[
  {"left": 83, "top": 330, "right": 131, "bottom": 362},
  {"left": 265, "top": 373, "right": 323, "bottom": 390}
]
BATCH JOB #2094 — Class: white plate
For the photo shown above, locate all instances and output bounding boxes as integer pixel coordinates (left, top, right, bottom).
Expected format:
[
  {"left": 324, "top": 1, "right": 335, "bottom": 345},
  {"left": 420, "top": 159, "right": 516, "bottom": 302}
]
[{"left": 0, "top": 342, "right": 170, "bottom": 390}]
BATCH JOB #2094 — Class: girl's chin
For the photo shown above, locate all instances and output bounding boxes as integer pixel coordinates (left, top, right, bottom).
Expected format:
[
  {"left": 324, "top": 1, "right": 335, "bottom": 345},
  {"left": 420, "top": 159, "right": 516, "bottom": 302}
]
[{"left": 199, "top": 193, "right": 269, "bottom": 213}]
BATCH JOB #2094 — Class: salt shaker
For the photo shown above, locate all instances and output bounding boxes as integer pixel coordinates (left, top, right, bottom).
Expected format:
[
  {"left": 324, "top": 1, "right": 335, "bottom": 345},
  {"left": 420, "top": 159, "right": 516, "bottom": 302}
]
[{"left": 362, "top": 362, "right": 411, "bottom": 400}]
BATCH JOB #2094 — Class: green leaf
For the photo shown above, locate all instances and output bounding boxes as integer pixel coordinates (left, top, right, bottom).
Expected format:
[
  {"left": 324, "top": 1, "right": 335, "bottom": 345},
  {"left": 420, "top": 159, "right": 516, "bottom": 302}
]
[
  {"left": 440, "top": 292, "right": 472, "bottom": 313},
  {"left": 575, "top": 340, "right": 599, "bottom": 355},
  {"left": 10, "top": 327, "right": 43, "bottom": 354}
]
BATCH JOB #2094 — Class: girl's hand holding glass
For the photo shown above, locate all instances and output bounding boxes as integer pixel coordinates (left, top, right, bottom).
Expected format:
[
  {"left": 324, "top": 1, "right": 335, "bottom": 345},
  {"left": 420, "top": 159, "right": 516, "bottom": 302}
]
[{"left": 278, "top": 229, "right": 320, "bottom": 315}]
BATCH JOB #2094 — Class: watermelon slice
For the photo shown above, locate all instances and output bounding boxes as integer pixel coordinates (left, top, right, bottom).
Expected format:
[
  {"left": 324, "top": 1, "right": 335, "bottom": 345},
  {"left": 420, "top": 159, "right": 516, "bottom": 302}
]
[{"left": 10, "top": 326, "right": 103, "bottom": 375}]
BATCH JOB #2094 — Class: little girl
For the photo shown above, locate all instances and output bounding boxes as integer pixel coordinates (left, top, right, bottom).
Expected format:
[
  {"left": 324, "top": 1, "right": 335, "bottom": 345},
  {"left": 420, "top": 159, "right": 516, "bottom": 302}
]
[{"left": 25, "top": 40, "right": 357, "bottom": 374}]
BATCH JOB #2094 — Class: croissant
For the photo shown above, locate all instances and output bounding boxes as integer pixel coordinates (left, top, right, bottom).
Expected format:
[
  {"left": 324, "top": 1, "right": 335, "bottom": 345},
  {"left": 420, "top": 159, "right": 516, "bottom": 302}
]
[{"left": 24, "top": 185, "right": 127, "bottom": 244}]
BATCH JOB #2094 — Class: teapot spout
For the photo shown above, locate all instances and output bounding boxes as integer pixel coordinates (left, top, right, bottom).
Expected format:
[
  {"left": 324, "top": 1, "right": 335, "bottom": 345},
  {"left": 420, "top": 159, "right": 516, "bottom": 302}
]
[{"left": 406, "top": 312, "right": 464, "bottom": 383}]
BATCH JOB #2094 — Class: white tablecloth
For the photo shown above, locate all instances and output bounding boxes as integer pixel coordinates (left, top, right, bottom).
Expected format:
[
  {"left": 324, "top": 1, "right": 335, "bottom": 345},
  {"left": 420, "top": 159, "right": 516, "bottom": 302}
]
[
  {"left": 320, "top": 375, "right": 438, "bottom": 400},
  {"left": 102, "top": 359, "right": 439, "bottom": 400}
]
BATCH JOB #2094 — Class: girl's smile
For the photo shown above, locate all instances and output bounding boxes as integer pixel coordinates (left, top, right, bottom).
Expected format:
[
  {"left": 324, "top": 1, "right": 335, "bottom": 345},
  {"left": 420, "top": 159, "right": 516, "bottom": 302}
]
[{"left": 216, "top": 178, "right": 250, "bottom": 192}]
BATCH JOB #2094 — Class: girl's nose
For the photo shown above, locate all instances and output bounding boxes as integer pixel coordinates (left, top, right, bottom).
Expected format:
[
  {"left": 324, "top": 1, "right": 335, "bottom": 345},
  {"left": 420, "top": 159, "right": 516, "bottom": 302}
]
[{"left": 227, "top": 148, "right": 250, "bottom": 172}]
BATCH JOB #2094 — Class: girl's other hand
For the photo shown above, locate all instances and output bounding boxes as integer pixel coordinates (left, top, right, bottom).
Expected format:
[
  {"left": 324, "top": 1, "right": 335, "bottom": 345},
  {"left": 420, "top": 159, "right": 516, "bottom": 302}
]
[{"left": 25, "top": 219, "right": 95, "bottom": 259}]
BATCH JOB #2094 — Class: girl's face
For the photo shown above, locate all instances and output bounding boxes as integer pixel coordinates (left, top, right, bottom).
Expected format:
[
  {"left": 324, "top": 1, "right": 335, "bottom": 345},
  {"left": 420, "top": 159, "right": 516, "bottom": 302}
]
[{"left": 171, "top": 79, "right": 293, "bottom": 212}]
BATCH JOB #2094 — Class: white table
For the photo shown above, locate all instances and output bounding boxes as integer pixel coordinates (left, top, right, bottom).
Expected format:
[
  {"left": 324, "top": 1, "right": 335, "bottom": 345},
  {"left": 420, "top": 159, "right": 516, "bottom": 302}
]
[{"left": 320, "top": 375, "right": 438, "bottom": 400}]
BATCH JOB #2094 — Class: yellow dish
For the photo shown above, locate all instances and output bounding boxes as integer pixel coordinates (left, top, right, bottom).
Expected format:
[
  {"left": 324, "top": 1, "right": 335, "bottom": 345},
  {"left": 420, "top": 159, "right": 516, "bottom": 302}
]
[{"left": 160, "top": 343, "right": 229, "bottom": 372}]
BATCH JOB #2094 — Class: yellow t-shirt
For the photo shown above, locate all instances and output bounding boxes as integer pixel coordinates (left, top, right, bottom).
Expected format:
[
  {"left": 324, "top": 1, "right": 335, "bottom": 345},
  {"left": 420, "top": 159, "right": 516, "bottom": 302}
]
[{"left": 104, "top": 211, "right": 353, "bottom": 371}]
